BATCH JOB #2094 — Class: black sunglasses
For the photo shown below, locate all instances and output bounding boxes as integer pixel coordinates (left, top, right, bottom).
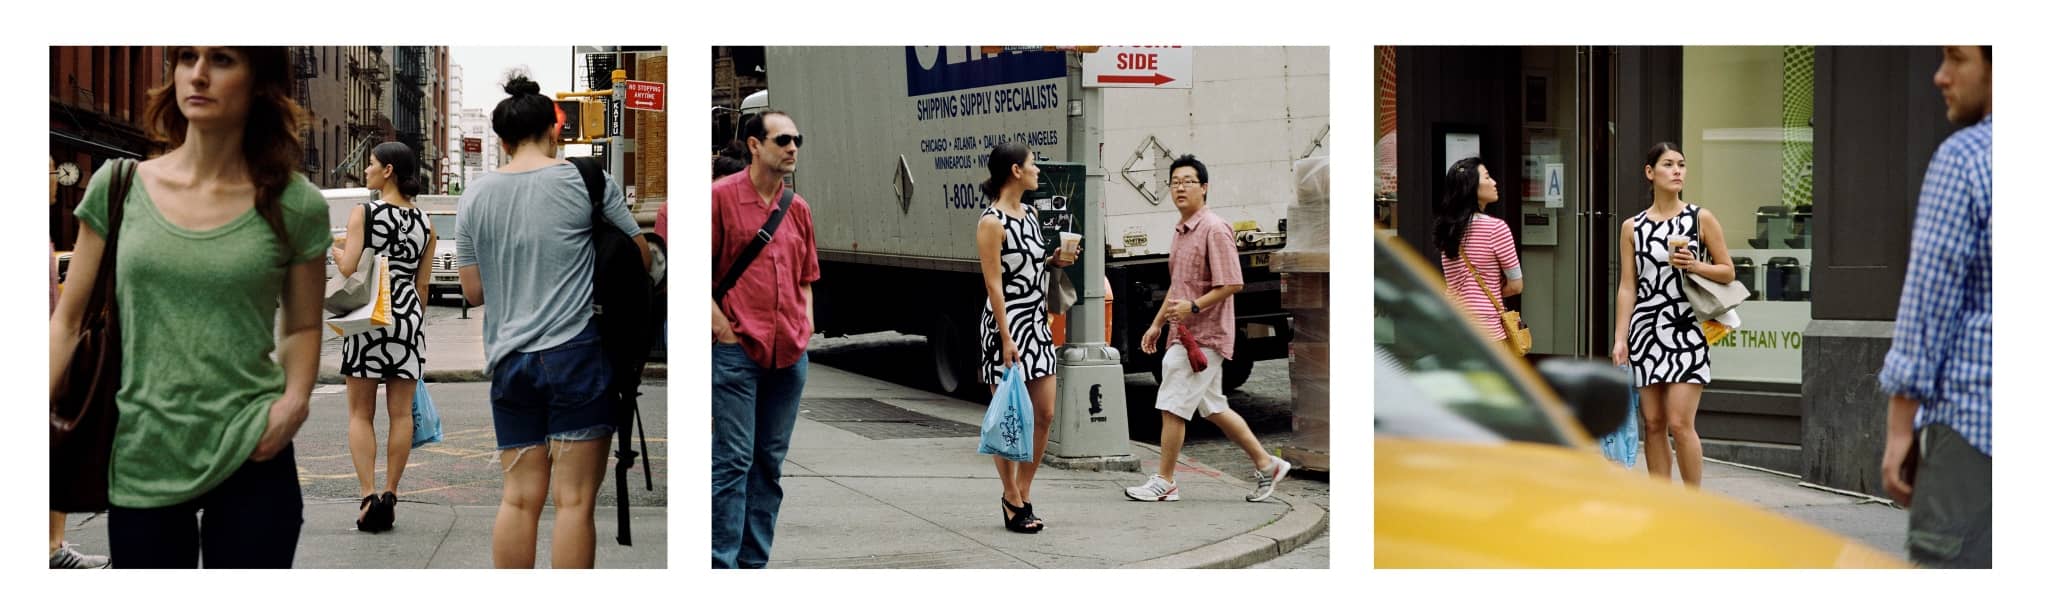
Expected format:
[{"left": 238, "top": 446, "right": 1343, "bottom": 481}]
[{"left": 769, "top": 133, "right": 804, "bottom": 148}]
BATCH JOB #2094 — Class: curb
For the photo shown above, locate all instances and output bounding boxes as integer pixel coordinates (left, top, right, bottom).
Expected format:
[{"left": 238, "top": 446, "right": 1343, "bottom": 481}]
[
  {"left": 1113, "top": 441, "right": 1331, "bottom": 569},
  {"left": 318, "top": 364, "right": 667, "bottom": 385},
  {"left": 1120, "top": 498, "right": 1328, "bottom": 569}
]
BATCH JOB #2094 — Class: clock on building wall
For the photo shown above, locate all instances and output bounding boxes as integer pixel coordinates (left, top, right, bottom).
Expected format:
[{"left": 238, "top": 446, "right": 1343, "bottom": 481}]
[{"left": 56, "top": 162, "right": 81, "bottom": 187}]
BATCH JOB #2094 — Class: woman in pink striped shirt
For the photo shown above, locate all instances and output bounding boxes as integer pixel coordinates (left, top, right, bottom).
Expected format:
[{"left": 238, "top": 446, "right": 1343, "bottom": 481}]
[{"left": 1433, "top": 158, "right": 1523, "bottom": 351}]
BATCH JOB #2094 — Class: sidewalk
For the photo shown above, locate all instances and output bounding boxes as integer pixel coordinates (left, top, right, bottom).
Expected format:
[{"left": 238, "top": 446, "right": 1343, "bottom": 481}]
[
  {"left": 60, "top": 502, "right": 668, "bottom": 569},
  {"left": 318, "top": 303, "right": 666, "bottom": 384},
  {"left": 764, "top": 364, "right": 1327, "bottom": 569},
  {"left": 1698, "top": 457, "right": 1910, "bottom": 560}
]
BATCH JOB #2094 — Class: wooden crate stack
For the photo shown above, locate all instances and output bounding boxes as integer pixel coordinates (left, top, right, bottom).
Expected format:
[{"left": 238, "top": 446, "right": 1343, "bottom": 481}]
[{"left": 1273, "top": 157, "right": 1329, "bottom": 473}]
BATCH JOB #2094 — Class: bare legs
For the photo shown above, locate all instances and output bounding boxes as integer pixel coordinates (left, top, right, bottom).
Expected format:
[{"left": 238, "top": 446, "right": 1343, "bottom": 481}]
[
  {"left": 1205, "top": 409, "right": 1277, "bottom": 471},
  {"left": 1157, "top": 408, "right": 1272, "bottom": 483},
  {"left": 492, "top": 438, "right": 610, "bottom": 568},
  {"left": 547, "top": 439, "right": 610, "bottom": 569},
  {"left": 345, "top": 377, "right": 381, "bottom": 520},
  {"left": 1638, "top": 383, "right": 1705, "bottom": 488},
  {"left": 1157, "top": 412, "right": 1188, "bottom": 482},
  {"left": 346, "top": 376, "right": 418, "bottom": 522},
  {"left": 49, "top": 511, "right": 64, "bottom": 554},
  {"left": 382, "top": 379, "right": 417, "bottom": 494},
  {"left": 992, "top": 375, "right": 1057, "bottom": 524},
  {"left": 493, "top": 445, "right": 548, "bottom": 568}
]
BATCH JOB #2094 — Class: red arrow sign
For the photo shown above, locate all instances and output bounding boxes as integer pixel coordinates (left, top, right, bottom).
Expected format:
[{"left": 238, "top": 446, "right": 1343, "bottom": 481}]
[
  {"left": 1097, "top": 73, "right": 1175, "bottom": 86},
  {"left": 623, "top": 80, "right": 665, "bottom": 112}
]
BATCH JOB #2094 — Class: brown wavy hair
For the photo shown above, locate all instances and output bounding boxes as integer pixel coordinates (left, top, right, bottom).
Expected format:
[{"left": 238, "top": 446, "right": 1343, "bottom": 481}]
[{"left": 142, "top": 46, "right": 306, "bottom": 266}]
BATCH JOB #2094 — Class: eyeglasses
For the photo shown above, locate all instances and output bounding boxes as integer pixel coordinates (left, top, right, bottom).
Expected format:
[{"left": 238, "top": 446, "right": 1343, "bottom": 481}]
[
  {"left": 771, "top": 133, "right": 804, "bottom": 148},
  {"left": 1169, "top": 179, "right": 1203, "bottom": 187}
]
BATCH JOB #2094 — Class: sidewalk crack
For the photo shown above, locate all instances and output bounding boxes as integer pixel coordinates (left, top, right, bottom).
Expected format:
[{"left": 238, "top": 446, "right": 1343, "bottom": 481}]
[{"left": 421, "top": 503, "right": 460, "bottom": 568}]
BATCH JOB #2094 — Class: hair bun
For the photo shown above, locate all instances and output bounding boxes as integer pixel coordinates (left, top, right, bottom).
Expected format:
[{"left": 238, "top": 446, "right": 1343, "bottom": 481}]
[{"left": 502, "top": 70, "right": 541, "bottom": 96}]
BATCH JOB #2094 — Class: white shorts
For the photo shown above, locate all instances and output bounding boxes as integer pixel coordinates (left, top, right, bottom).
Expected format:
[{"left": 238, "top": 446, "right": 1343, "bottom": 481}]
[{"left": 1157, "top": 344, "right": 1227, "bottom": 421}]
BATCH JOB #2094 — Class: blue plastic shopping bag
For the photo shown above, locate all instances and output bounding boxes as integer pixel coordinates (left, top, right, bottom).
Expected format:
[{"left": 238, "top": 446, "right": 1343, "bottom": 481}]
[
  {"left": 1598, "top": 366, "right": 1641, "bottom": 468},
  {"left": 977, "top": 367, "right": 1035, "bottom": 462},
  {"left": 412, "top": 381, "right": 444, "bottom": 449}
]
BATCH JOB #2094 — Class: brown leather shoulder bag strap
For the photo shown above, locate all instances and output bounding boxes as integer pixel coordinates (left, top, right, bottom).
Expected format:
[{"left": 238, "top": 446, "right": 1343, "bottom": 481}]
[
  {"left": 85, "top": 159, "right": 136, "bottom": 318},
  {"left": 1460, "top": 251, "right": 1508, "bottom": 315}
]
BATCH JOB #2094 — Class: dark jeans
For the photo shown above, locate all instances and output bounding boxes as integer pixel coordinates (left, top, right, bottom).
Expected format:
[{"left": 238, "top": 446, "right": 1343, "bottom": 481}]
[
  {"left": 710, "top": 343, "right": 807, "bottom": 569},
  {"left": 1908, "top": 422, "right": 1992, "bottom": 568},
  {"left": 490, "top": 320, "right": 616, "bottom": 449},
  {"left": 110, "top": 444, "right": 303, "bottom": 569}
]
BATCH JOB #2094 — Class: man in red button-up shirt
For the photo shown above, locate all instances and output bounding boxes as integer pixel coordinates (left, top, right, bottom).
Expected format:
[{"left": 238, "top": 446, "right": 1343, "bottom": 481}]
[{"left": 710, "top": 110, "right": 819, "bottom": 569}]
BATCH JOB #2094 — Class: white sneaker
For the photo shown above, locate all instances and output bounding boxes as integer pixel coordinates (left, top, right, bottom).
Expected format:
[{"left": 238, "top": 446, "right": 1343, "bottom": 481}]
[
  {"left": 1247, "top": 458, "right": 1291, "bottom": 502},
  {"left": 49, "top": 542, "right": 109, "bottom": 569},
  {"left": 1124, "top": 474, "right": 1180, "bottom": 502}
]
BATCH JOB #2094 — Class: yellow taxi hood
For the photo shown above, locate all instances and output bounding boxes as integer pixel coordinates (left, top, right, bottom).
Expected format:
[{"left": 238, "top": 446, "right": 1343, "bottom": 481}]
[{"left": 1375, "top": 438, "right": 1907, "bottom": 568}]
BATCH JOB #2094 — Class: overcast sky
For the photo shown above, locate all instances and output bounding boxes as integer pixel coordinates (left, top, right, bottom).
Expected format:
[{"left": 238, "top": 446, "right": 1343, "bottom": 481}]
[{"left": 449, "top": 46, "right": 577, "bottom": 113}]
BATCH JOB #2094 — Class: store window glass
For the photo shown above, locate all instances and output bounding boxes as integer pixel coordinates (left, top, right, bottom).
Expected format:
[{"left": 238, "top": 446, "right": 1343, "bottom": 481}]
[{"left": 1680, "top": 46, "right": 1814, "bottom": 385}]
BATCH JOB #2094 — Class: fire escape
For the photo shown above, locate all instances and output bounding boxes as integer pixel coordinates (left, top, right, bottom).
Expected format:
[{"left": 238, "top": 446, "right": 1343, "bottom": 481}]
[
  {"left": 335, "top": 47, "right": 389, "bottom": 185},
  {"left": 292, "top": 46, "right": 320, "bottom": 179},
  {"left": 392, "top": 46, "right": 427, "bottom": 160}
]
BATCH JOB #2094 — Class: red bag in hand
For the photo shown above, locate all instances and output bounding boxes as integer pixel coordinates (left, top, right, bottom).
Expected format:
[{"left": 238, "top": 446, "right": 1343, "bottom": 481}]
[{"left": 1175, "top": 322, "right": 1209, "bottom": 372}]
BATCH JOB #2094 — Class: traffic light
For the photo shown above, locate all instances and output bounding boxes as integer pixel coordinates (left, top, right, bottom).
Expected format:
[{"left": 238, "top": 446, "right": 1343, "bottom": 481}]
[
  {"left": 581, "top": 100, "right": 607, "bottom": 140},
  {"left": 555, "top": 98, "right": 610, "bottom": 142},
  {"left": 558, "top": 100, "right": 581, "bottom": 141}
]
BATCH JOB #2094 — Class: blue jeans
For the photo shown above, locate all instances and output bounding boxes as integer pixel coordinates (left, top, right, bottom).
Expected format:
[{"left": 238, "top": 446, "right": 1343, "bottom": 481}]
[{"left": 710, "top": 342, "right": 807, "bottom": 569}]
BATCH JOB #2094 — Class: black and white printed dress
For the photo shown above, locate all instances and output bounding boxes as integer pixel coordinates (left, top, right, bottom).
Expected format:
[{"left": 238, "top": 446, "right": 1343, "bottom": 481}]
[
  {"left": 341, "top": 200, "right": 429, "bottom": 380},
  {"left": 1627, "top": 203, "right": 1711, "bottom": 387},
  {"left": 980, "top": 204, "right": 1056, "bottom": 384}
]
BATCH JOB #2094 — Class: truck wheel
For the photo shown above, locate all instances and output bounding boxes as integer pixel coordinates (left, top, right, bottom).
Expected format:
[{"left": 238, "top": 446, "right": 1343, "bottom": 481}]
[
  {"left": 929, "top": 312, "right": 985, "bottom": 400},
  {"left": 1222, "top": 357, "right": 1254, "bottom": 393}
]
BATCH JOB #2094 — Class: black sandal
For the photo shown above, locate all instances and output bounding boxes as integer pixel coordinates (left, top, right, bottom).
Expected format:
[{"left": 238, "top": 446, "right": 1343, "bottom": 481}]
[
  {"left": 355, "top": 495, "right": 381, "bottom": 532},
  {"left": 1001, "top": 498, "right": 1042, "bottom": 534},
  {"left": 379, "top": 492, "right": 398, "bottom": 530},
  {"left": 1022, "top": 501, "right": 1045, "bottom": 528}
]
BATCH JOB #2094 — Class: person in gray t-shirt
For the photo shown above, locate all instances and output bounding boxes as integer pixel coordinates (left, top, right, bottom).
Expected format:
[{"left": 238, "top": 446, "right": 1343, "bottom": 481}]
[
  {"left": 454, "top": 71, "right": 647, "bottom": 569},
  {"left": 454, "top": 160, "right": 639, "bottom": 372}
]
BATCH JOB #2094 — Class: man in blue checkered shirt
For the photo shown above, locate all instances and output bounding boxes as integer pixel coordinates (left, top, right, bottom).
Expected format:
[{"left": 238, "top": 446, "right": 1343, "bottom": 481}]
[{"left": 1878, "top": 45, "right": 1992, "bottom": 569}]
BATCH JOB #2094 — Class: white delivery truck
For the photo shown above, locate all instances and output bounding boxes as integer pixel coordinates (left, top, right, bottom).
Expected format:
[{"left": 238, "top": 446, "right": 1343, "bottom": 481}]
[{"left": 735, "top": 46, "right": 1328, "bottom": 396}]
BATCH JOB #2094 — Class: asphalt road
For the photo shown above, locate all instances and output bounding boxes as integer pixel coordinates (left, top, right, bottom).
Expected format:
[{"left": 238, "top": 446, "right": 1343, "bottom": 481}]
[{"left": 293, "top": 381, "right": 668, "bottom": 509}]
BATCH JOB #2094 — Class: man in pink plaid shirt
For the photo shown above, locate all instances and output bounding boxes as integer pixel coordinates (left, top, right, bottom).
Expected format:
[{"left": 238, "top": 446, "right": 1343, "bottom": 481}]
[{"left": 1125, "top": 155, "right": 1291, "bottom": 504}]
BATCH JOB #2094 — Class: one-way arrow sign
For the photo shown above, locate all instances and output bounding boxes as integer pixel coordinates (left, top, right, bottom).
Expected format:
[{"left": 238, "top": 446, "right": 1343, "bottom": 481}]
[
  {"left": 1082, "top": 46, "right": 1193, "bottom": 89},
  {"left": 1096, "top": 73, "right": 1175, "bottom": 86}
]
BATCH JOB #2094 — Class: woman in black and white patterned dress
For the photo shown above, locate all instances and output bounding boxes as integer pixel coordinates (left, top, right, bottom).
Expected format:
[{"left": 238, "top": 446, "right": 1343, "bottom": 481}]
[
  {"left": 1611, "top": 142, "right": 1737, "bottom": 489},
  {"left": 975, "top": 142, "right": 1078, "bottom": 534},
  {"left": 335, "top": 142, "right": 434, "bottom": 531}
]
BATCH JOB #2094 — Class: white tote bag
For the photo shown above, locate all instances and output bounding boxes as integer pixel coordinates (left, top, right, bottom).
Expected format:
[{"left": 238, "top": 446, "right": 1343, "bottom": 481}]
[{"left": 324, "top": 254, "right": 394, "bottom": 337}]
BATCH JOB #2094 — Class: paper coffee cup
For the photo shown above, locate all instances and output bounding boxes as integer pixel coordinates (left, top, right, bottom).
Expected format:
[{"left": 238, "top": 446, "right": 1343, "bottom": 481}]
[
  {"left": 1668, "top": 236, "right": 1690, "bottom": 251},
  {"left": 1060, "top": 232, "right": 1082, "bottom": 253}
]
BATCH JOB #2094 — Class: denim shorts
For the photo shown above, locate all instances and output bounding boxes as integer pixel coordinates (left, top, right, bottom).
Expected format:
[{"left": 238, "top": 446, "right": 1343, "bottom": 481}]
[{"left": 490, "top": 321, "right": 616, "bottom": 449}]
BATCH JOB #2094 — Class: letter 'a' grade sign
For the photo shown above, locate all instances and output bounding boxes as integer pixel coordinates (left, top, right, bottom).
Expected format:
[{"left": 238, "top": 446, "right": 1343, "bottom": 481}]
[{"left": 1082, "top": 46, "right": 1192, "bottom": 89}]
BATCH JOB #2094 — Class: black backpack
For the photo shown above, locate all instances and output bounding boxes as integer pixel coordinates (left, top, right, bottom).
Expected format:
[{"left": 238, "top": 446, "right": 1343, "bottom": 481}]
[{"left": 567, "top": 157, "right": 655, "bottom": 545}]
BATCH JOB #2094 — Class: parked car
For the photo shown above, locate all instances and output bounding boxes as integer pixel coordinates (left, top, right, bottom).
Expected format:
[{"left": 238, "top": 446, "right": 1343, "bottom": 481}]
[
  {"left": 321, "top": 187, "right": 462, "bottom": 303},
  {"left": 1372, "top": 230, "right": 1903, "bottom": 568}
]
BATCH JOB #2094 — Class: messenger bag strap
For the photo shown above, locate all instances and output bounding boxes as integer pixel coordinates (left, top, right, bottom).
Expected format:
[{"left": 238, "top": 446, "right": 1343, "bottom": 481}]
[{"left": 713, "top": 186, "right": 794, "bottom": 304}]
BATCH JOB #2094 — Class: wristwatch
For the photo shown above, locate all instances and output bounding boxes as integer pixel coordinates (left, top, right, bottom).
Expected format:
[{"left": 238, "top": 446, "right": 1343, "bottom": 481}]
[{"left": 1189, "top": 301, "right": 1202, "bottom": 314}]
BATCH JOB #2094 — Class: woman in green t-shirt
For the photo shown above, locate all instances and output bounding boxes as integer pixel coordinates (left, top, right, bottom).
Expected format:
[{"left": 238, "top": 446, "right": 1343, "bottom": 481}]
[{"left": 48, "top": 46, "right": 329, "bottom": 569}]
